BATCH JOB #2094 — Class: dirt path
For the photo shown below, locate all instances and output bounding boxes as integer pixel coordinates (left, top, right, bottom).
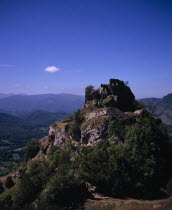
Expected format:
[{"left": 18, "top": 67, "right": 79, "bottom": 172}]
[{"left": 84, "top": 194, "right": 172, "bottom": 210}]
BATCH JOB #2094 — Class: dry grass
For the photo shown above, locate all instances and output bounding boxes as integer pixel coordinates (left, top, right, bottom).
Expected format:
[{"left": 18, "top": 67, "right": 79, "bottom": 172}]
[{"left": 84, "top": 194, "right": 172, "bottom": 210}]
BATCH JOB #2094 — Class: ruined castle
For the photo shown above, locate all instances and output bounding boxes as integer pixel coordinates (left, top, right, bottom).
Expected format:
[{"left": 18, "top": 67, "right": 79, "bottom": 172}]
[{"left": 85, "top": 79, "right": 135, "bottom": 111}]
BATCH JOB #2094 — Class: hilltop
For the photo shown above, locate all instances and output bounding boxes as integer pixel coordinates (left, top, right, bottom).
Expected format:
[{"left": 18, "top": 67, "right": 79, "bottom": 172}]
[
  {"left": 49, "top": 79, "right": 140, "bottom": 146},
  {"left": 0, "top": 79, "right": 172, "bottom": 210}
]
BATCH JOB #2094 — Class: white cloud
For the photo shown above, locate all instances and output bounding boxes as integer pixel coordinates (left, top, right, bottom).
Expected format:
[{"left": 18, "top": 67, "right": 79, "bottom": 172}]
[{"left": 44, "top": 66, "right": 60, "bottom": 73}]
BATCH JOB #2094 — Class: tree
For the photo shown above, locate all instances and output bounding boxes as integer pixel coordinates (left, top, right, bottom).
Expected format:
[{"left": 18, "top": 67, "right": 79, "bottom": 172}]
[
  {"left": 24, "top": 139, "right": 40, "bottom": 161},
  {"left": 78, "top": 141, "right": 112, "bottom": 195},
  {"left": 12, "top": 174, "right": 34, "bottom": 208},
  {"left": 85, "top": 85, "right": 94, "bottom": 102},
  {"left": 124, "top": 118, "right": 168, "bottom": 197},
  {"left": 85, "top": 85, "right": 94, "bottom": 94},
  {"left": 26, "top": 160, "right": 51, "bottom": 192},
  {"left": 5, "top": 176, "right": 14, "bottom": 189}
]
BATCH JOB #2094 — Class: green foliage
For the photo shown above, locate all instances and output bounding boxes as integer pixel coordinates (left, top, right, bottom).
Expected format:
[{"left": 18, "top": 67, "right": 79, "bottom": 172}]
[
  {"left": 107, "top": 143, "right": 132, "bottom": 196},
  {"left": 117, "top": 118, "right": 168, "bottom": 197},
  {"left": 38, "top": 166, "right": 90, "bottom": 209},
  {"left": 0, "top": 160, "right": 52, "bottom": 209},
  {"left": 48, "top": 143, "right": 77, "bottom": 169},
  {"left": 0, "top": 141, "right": 24, "bottom": 177},
  {"left": 77, "top": 141, "right": 112, "bottom": 194},
  {"left": 68, "top": 123, "right": 81, "bottom": 141},
  {"left": 0, "top": 112, "right": 170, "bottom": 209},
  {"left": 47, "top": 146, "right": 63, "bottom": 168},
  {"left": 102, "top": 96, "right": 114, "bottom": 106},
  {"left": 12, "top": 174, "right": 35, "bottom": 208},
  {"left": 0, "top": 194, "right": 13, "bottom": 210},
  {"left": 24, "top": 139, "right": 40, "bottom": 161},
  {"left": 85, "top": 85, "right": 94, "bottom": 95},
  {"left": 72, "top": 109, "right": 83, "bottom": 124},
  {"left": 68, "top": 110, "right": 83, "bottom": 141},
  {"left": 108, "top": 119, "right": 125, "bottom": 140},
  {"left": 5, "top": 176, "right": 14, "bottom": 189},
  {"left": 133, "top": 101, "right": 145, "bottom": 110},
  {"left": 26, "top": 160, "right": 51, "bottom": 192},
  {"left": 76, "top": 117, "right": 169, "bottom": 198}
]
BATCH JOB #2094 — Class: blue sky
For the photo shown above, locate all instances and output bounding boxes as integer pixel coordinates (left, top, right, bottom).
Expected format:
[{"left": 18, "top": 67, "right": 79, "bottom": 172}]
[{"left": 0, "top": 0, "right": 171, "bottom": 98}]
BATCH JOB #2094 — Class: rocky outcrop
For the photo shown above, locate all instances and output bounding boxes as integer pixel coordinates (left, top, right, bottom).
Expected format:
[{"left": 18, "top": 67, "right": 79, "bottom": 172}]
[
  {"left": 49, "top": 122, "right": 69, "bottom": 146},
  {"left": 84, "top": 107, "right": 127, "bottom": 121},
  {"left": 81, "top": 108, "right": 127, "bottom": 145},
  {"left": 49, "top": 107, "right": 129, "bottom": 146},
  {"left": 47, "top": 79, "right": 156, "bottom": 147}
]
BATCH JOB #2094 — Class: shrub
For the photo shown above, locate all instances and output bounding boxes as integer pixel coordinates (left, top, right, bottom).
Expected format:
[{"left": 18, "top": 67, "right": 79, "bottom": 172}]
[
  {"left": 0, "top": 195, "right": 13, "bottom": 209},
  {"left": 68, "top": 109, "right": 83, "bottom": 141},
  {"left": 26, "top": 160, "right": 51, "bottom": 192},
  {"left": 5, "top": 176, "right": 14, "bottom": 189},
  {"left": 108, "top": 119, "right": 125, "bottom": 140},
  {"left": 133, "top": 101, "right": 145, "bottom": 110},
  {"left": 47, "top": 146, "right": 63, "bottom": 168}
]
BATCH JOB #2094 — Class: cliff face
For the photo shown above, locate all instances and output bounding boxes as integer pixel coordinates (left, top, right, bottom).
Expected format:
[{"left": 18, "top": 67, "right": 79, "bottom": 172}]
[
  {"left": 48, "top": 79, "right": 145, "bottom": 146},
  {"left": 49, "top": 107, "right": 130, "bottom": 146},
  {"left": 80, "top": 107, "right": 127, "bottom": 145},
  {"left": 49, "top": 121, "right": 69, "bottom": 146}
]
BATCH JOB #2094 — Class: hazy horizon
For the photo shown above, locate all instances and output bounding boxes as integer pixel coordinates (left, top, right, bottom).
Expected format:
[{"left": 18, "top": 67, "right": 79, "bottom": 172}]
[{"left": 0, "top": 90, "right": 170, "bottom": 100}]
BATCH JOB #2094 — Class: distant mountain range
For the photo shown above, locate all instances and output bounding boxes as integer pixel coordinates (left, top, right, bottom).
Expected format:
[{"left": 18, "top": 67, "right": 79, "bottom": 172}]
[
  {"left": 139, "top": 97, "right": 161, "bottom": 107},
  {"left": 0, "top": 92, "right": 171, "bottom": 145},
  {"left": 0, "top": 93, "right": 83, "bottom": 144},
  {"left": 0, "top": 112, "right": 42, "bottom": 144},
  {"left": 20, "top": 110, "right": 68, "bottom": 126},
  {"left": 0, "top": 93, "right": 15, "bottom": 99},
  {"left": 0, "top": 93, "right": 84, "bottom": 115},
  {"left": 139, "top": 93, "right": 172, "bottom": 126},
  {"left": 0, "top": 110, "right": 68, "bottom": 176},
  {"left": 0, "top": 110, "right": 68, "bottom": 144}
]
